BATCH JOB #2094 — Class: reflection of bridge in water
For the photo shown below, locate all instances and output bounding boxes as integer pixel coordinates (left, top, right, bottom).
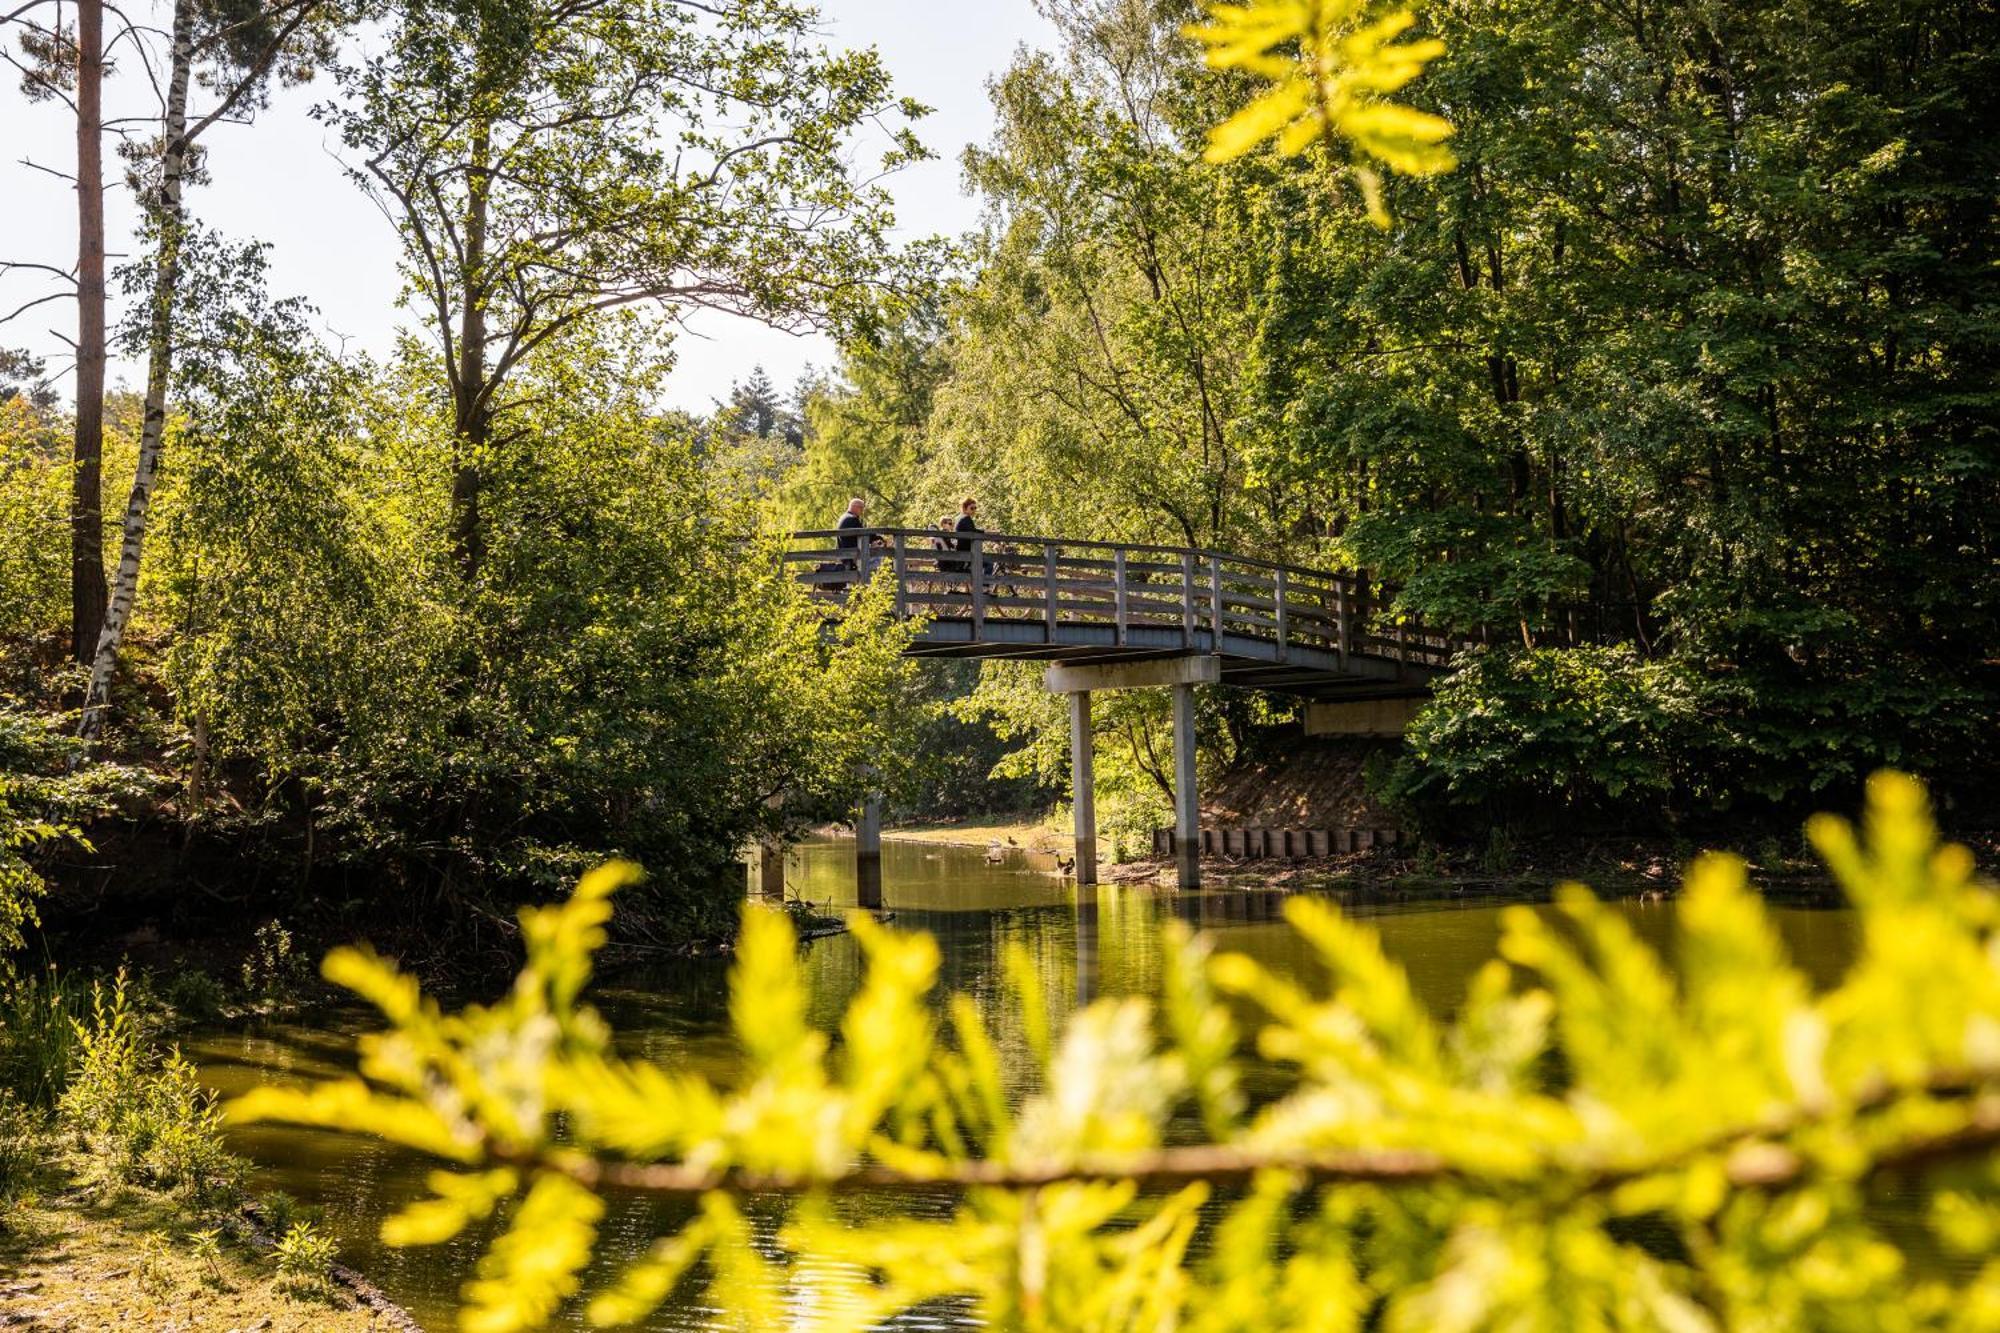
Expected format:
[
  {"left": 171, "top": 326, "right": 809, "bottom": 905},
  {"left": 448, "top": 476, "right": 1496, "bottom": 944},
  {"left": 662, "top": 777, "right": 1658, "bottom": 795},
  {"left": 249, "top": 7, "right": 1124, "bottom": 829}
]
[{"left": 766, "top": 528, "right": 1475, "bottom": 898}]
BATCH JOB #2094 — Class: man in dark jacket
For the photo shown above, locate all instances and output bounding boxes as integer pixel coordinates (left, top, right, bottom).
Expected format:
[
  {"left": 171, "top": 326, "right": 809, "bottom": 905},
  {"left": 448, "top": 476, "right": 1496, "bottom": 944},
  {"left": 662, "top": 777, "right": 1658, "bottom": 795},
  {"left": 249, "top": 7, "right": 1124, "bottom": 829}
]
[{"left": 820, "top": 496, "right": 867, "bottom": 593}]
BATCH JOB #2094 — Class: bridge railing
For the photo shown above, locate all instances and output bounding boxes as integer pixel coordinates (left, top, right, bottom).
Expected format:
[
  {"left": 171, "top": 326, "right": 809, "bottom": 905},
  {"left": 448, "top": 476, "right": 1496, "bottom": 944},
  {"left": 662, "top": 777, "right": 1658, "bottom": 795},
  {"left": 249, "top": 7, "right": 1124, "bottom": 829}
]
[{"left": 782, "top": 528, "right": 1468, "bottom": 671}]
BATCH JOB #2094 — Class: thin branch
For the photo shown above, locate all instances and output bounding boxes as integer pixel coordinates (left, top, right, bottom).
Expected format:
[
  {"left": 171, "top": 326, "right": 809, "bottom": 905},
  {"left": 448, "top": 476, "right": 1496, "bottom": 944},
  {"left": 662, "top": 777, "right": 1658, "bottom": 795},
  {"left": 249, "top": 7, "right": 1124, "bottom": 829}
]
[
  {"left": 0, "top": 260, "right": 78, "bottom": 284},
  {"left": 0, "top": 290, "right": 77, "bottom": 325}
]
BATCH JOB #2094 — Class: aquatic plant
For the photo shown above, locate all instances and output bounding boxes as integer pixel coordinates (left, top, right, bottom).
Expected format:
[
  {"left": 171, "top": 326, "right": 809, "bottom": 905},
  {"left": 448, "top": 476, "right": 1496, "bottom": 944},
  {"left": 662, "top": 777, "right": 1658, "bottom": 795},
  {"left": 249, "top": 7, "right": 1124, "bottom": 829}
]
[{"left": 230, "top": 772, "right": 2000, "bottom": 1329}]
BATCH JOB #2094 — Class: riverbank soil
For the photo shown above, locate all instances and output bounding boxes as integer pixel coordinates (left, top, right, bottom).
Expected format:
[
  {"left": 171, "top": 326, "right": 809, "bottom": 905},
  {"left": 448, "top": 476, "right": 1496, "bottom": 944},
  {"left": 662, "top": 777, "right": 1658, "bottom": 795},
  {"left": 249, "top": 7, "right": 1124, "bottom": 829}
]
[{"left": 0, "top": 1157, "right": 385, "bottom": 1330}]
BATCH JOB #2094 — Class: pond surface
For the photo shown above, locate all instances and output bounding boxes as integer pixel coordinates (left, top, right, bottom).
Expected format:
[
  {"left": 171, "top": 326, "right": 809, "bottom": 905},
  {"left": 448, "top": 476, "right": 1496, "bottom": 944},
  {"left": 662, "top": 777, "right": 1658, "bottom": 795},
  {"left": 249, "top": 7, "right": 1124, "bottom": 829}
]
[{"left": 192, "top": 837, "right": 1865, "bottom": 1330}]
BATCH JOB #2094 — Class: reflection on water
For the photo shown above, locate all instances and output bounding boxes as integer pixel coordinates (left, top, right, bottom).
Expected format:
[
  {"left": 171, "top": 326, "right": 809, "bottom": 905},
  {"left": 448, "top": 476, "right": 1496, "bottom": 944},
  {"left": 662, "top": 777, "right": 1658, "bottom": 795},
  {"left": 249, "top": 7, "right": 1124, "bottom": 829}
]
[{"left": 192, "top": 836, "right": 1864, "bottom": 1330}]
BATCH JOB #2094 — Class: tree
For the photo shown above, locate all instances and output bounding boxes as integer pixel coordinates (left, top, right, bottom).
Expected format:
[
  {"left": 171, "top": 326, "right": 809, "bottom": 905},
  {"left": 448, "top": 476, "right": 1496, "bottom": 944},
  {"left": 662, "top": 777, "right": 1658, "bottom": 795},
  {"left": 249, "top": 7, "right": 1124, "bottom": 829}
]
[
  {"left": 78, "top": 0, "right": 337, "bottom": 735},
  {"left": 774, "top": 303, "right": 947, "bottom": 527},
  {"left": 324, "top": 0, "right": 932, "bottom": 578},
  {"left": 4, "top": 0, "right": 108, "bottom": 662}
]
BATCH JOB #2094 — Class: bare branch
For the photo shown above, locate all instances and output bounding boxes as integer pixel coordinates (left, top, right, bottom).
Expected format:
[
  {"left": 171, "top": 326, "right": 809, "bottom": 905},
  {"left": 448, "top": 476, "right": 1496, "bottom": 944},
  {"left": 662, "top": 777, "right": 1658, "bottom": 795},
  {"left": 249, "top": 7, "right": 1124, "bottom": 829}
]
[{"left": 0, "top": 289, "right": 76, "bottom": 325}]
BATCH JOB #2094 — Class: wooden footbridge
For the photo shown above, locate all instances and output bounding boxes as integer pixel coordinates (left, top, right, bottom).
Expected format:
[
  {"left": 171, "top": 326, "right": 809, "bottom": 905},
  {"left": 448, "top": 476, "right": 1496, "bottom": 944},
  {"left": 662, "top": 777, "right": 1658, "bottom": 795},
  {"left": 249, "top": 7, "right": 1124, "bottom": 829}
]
[
  {"left": 762, "top": 528, "right": 1473, "bottom": 901},
  {"left": 784, "top": 527, "right": 1464, "bottom": 698}
]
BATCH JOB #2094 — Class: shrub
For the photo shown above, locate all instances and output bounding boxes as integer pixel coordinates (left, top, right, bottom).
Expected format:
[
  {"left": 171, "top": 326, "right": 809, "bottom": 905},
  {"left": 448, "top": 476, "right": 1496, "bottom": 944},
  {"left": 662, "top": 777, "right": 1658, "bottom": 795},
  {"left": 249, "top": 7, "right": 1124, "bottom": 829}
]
[
  {"left": 58, "top": 971, "right": 239, "bottom": 1201},
  {"left": 239, "top": 920, "right": 307, "bottom": 1011},
  {"left": 1379, "top": 644, "right": 1700, "bottom": 827},
  {"left": 273, "top": 1220, "right": 338, "bottom": 1297},
  {"left": 158, "top": 967, "right": 227, "bottom": 1024},
  {"left": 0, "top": 967, "right": 87, "bottom": 1107},
  {"left": 0, "top": 699, "right": 150, "bottom": 966},
  {"left": 57, "top": 971, "right": 144, "bottom": 1141}
]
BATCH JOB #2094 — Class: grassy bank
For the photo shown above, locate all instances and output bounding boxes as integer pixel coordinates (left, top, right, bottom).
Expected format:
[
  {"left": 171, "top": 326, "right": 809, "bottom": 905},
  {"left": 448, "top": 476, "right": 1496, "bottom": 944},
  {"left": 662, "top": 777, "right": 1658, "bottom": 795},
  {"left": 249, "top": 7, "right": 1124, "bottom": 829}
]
[
  {"left": 885, "top": 813, "right": 1074, "bottom": 850},
  {"left": 0, "top": 1153, "right": 391, "bottom": 1331},
  {"left": 0, "top": 971, "right": 414, "bottom": 1330}
]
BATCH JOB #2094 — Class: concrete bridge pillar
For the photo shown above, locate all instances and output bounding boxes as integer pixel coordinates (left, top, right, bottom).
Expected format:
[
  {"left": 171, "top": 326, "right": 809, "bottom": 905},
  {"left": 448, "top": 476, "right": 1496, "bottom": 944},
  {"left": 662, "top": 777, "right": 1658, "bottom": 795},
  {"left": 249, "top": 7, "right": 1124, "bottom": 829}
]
[
  {"left": 1068, "top": 690, "right": 1097, "bottom": 885},
  {"left": 1044, "top": 655, "right": 1218, "bottom": 891},
  {"left": 755, "top": 838, "right": 786, "bottom": 900},
  {"left": 856, "top": 791, "right": 883, "bottom": 909},
  {"left": 1172, "top": 682, "right": 1200, "bottom": 889}
]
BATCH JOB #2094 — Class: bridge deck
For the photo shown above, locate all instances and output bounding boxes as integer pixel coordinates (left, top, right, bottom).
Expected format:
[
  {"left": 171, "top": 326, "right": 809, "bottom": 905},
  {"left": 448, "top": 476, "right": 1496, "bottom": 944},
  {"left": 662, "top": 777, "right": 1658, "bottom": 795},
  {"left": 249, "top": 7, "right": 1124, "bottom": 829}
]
[{"left": 786, "top": 528, "right": 1465, "bottom": 699}]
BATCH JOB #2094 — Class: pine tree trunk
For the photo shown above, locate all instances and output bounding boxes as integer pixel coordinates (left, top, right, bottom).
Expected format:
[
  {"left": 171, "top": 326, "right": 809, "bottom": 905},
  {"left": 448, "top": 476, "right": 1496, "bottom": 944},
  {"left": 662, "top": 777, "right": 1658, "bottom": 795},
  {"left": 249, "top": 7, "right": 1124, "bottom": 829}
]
[
  {"left": 80, "top": 0, "right": 194, "bottom": 737},
  {"left": 70, "top": 0, "right": 107, "bottom": 664}
]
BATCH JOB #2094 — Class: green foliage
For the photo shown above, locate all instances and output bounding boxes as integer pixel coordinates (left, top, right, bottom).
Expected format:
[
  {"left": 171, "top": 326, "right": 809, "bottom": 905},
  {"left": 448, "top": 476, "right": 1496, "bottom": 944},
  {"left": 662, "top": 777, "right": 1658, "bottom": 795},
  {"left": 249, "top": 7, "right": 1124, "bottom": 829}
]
[
  {"left": 158, "top": 966, "right": 228, "bottom": 1024},
  {"left": 239, "top": 920, "right": 307, "bottom": 1010},
  {"left": 259, "top": 1188, "right": 320, "bottom": 1239},
  {"left": 863, "top": 0, "right": 2000, "bottom": 817},
  {"left": 1386, "top": 642, "right": 2000, "bottom": 828},
  {"left": 149, "top": 308, "right": 928, "bottom": 937},
  {"left": 0, "top": 967, "right": 89, "bottom": 1109},
  {"left": 188, "top": 1224, "right": 224, "bottom": 1282},
  {"left": 0, "top": 1087, "right": 40, "bottom": 1202},
  {"left": 1383, "top": 645, "right": 1700, "bottom": 823},
  {"left": 232, "top": 773, "right": 2000, "bottom": 1328},
  {"left": 0, "top": 396, "right": 68, "bottom": 645},
  {"left": 1187, "top": 0, "right": 1454, "bottom": 223},
  {"left": 0, "top": 698, "right": 147, "bottom": 964},
  {"left": 59, "top": 972, "right": 238, "bottom": 1201},
  {"left": 272, "top": 1219, "right": 338, "bottom": 1298}
]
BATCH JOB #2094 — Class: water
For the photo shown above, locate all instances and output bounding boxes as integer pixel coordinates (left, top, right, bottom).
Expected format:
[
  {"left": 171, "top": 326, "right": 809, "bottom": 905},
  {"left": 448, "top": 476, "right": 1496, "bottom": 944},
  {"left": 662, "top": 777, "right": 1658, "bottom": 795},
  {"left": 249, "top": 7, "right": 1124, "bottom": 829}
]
[{"left": 192, "top": 836, "right": 1864, "bottom": 1329}]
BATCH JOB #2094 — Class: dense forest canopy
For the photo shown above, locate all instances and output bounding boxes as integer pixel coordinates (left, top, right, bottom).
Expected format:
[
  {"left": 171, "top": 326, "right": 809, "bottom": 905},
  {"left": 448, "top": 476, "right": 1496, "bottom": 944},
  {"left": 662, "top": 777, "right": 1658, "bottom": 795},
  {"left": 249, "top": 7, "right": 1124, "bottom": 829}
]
[{"left": 777, "top": 0, "right": 2000, "bottom": 828}]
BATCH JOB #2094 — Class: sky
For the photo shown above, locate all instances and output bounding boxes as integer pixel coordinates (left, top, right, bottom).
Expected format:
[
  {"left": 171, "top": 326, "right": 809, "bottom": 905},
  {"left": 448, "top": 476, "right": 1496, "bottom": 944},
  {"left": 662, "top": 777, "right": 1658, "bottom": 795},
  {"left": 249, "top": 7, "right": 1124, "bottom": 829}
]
[{"left": 0, "top": 0, "right": 1055, "bottom": 412}]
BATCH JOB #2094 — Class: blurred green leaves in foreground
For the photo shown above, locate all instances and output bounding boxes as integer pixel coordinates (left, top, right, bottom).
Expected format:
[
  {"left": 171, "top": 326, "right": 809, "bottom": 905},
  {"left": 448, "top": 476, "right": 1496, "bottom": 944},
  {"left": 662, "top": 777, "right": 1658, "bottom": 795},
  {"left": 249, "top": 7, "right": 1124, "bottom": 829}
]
[
  {"left": 231, "top": 772, "right": 2000, "bottom": 1330},
  {"left": 1185, "top": 0, "right": 1457, "bottom": 224}
]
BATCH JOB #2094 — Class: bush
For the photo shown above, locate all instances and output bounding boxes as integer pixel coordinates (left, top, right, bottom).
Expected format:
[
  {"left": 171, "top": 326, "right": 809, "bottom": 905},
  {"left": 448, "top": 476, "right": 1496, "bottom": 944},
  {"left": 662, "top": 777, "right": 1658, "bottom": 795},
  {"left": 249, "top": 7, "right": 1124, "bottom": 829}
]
[
  {"left": 1380, "top": 645, "right": 1699, "bottom": 827},
  {"left": 273, "top": 1220, "right": 338, "bottom": 1297},
  {"left": 230, "top": 775, "right": 2000, "bottom": 1330},
  {"left": 239, "top": 921, "right": 307, "bottom": 1011},
  {"left": 158, "top": 967, "right": 227, "bottom": 1024},
  {"left": 0, "top": 698, "right": 150, "bottom": 965},
  {"left": 0, "top": 967, "right": 87, "bottom": 1107},
  {"left": 58, "top": 971, "right": 239, "bottom": 1201}
]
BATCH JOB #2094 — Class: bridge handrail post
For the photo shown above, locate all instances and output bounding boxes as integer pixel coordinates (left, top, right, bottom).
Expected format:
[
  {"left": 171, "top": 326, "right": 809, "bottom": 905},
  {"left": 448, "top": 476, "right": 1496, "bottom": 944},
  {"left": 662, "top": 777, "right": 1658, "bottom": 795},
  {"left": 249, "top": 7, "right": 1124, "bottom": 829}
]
[
  {"left": 971, "top": 535, "right": 987, "bottom": 635},
  {"left": 1113, "top": 549, "right": 1129, "bottom": 646},
  {"left": 1179, "top": 552, "right": 1196, "bottom": 648},
  {"left": 1043, "top": 543, "right": 1059, "bottom": 643},
  {"left": 1275, "top": 567, "right": 1289, "bottom": 658},
  {"left": 1209, "top": 555, "right": 1225, "bottom": 648},
  {"left": 1334, "top": 577, "right": 1351, "bottom": 671},
  {"left": 891, "top": 532, "right": 907, "bottom": 619}
]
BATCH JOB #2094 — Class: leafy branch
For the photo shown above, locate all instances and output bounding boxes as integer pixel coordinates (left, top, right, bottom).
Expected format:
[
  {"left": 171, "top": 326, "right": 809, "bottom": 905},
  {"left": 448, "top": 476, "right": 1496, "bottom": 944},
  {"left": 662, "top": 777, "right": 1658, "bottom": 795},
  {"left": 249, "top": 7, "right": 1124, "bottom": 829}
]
[
  {"left": 230, "top": 772, "right": 2000, "bottom": 1330},
  {"left": 1186, "top": 0, "right": 1456, "bottom": 224}
]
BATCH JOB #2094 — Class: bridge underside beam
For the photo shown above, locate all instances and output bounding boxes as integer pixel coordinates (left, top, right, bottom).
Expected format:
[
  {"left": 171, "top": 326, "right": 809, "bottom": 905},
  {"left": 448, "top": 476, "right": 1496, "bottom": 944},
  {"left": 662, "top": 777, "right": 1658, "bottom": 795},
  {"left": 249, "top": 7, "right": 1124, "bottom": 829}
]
[
  {"left": 905, "top": 616, "right": 1418, "bottom": 696},
  {"left": 1043, "top": 654, "right": 1222, "bottom": 694}
]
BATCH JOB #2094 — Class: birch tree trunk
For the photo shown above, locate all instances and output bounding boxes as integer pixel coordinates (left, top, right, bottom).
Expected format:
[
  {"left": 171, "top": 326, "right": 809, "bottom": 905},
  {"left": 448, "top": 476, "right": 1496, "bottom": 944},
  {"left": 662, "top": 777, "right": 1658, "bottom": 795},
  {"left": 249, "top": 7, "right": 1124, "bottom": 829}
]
[
  {"left": 79, "top": 0, "right": 194, "bottom": 737},
  {"left": 70, "top": 0, "right": 107, "bottom": 664}
]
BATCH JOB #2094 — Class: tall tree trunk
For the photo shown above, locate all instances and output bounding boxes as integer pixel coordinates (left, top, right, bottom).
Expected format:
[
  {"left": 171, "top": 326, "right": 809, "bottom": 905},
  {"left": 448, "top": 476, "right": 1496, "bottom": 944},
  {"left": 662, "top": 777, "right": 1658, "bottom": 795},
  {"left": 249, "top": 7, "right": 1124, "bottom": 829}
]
[
  {"left": 70, "top": 0, "right": 107, "bottom": 664},
  {"left": 80, "top": 0, "right": 194, "bottom": 737},
  {"left": 450, "top": 111, "right": 493, "bottom": 579}
]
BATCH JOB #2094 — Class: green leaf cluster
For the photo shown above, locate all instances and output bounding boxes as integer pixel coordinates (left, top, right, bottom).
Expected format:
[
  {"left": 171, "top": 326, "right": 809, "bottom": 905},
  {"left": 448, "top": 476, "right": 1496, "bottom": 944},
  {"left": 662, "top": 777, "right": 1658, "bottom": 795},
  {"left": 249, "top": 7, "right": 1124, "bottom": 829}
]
[
  {"left": 1187, "top": 0, "right": 1455, "bottom": 223},
  {"left": 234, "top": 771, "right": 2000, "bottom": 1328}
]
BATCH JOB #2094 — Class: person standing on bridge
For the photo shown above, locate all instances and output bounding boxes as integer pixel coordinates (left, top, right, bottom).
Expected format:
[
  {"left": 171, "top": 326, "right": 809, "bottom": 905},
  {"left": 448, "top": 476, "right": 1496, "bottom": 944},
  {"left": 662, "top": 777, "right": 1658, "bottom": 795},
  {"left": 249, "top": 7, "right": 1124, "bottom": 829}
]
[
  {"left": 953, "top": 498, "right": 985, "bottom": 594},
  {"left": 828, "top": 497, "right": 868, "bottom": 593}
]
